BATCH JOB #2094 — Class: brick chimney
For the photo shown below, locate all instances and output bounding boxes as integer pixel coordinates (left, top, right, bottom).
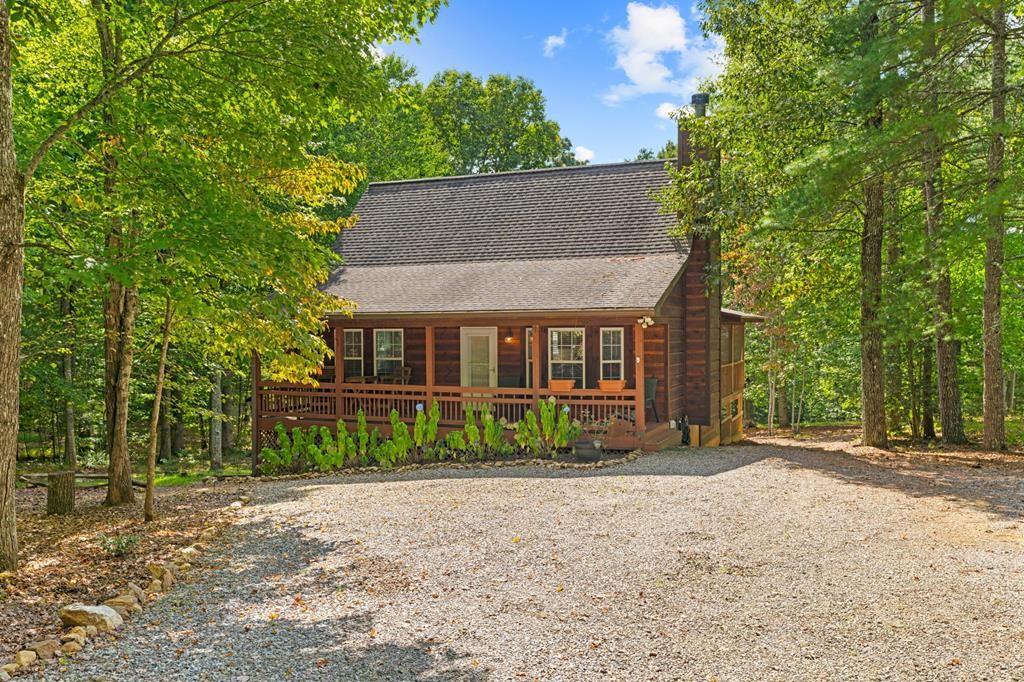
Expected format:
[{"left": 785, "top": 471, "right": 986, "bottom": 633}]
[{"left": 676, "top": 93, "right": 723, "bottom": 446}]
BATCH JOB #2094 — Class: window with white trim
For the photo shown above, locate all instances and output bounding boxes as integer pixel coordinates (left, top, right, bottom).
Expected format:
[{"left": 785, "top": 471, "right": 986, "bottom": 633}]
[
  {"left": 342, "top": 329, "right": 363, "bottom": 379},
  {"left": 600, "top": 328, "right": 624, "bottom": 380},
  {"left": 548, "top": 328, "right": 584, "bottom": 384},
  {"left": 374, "top": 329, "right": 404, "bottom": 378}
]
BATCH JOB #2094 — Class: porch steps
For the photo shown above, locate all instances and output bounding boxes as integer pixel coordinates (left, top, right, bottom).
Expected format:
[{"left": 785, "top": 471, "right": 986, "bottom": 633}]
[{"left": 641, "top": 422, "right": 682, "bottom": 451}]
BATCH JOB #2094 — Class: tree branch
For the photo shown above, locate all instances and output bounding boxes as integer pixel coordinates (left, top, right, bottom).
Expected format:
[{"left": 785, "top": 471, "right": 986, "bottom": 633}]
[{"left": 22, "top": 0, "right": 254, "bottom": 181}]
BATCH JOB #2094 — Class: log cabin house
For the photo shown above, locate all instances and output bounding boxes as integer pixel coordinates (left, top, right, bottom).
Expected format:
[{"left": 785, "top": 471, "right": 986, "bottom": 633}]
[{"left": 253, "top": 123, "right": 761, "bottom": 455}]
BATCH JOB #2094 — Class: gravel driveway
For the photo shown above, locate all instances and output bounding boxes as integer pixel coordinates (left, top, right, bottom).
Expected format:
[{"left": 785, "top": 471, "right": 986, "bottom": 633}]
[{"left": 52, "top": 444, "right": 1024, "bottom": 681}]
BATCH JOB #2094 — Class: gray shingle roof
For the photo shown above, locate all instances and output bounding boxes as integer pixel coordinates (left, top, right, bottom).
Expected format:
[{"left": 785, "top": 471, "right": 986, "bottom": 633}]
[
  {"left": 324, "top": 160, "right": 689, "bottom": 314},
  {"left": 321, "top": 255, "right": 686, "bottom": 314}
]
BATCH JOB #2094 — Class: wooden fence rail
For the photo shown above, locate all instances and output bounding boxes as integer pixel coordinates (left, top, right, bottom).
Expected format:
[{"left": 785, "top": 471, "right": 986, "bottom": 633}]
[{"left": 256, "top": 382, "right": 640, "bottom": 429}]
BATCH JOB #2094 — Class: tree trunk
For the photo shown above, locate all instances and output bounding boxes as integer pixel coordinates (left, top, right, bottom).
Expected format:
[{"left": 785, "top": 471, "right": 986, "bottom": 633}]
[
  {"left": 104, "top": 283, "right": 138, "bottom": 505},
  {"left": 861, "top": 171, "right": 888, "bottom": 448},
  {"left": 794, "top": 373, "right": 805, "bottom": 434},
  {"left": 158, "top": 395, "right": 171, "bottom": 461},
  {"left": 210, "top": 369, "right": 223, "bottom": 472},
  {"left": 145, "top": 298, "right": 173, "bottom": 523},
  {"left": 982, "top": 0, "right": 1006, "bottom": 451},
  {"left": 46, "top": 471, "right": 75, "bottom": 516},
  {"left": 921, "top": 338, "right": 936, "bottom": 439},
  {"left": 907, "top": 341, "right": 920, "bottom": 439},
  {"left": 0, "top": 4, "right": 22, "bottom": 571},
  {"left": 921, "top": 0, "right": 965, "bottom": 446},
  {"left": 60, "top": 295, "right": 77, "bottom": 469},
  {"left": 1008, "top": 370, "right": 1016, "bottom": 415},
  {"left": 95, "top": 10, "right": 138, "bottom": 505},
  {"left": 777, "top": 382, "right": 790, "bottom": 428},
  {"left": 859, "top": 9, "right": 888, "bottom": 449},
  {"left": 884, "top": 192, "right": 906, "bottom": 434},
  {"left": 766, "top": 340, "right": 776, "bottom": 435},
  {"left": 222, "top": 373, "right": 237, "bottom": 451}
]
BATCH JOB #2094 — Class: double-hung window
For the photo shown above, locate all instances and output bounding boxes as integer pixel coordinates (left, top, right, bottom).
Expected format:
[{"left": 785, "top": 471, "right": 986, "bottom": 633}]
[
  {"left": 600, "top": 328, "right": 624, "bottom": 380},
  {"left": 548, "top": 328, "right": 585, "bottom": 384},
  {"left": 342, "top": 330, "right": 364, "bottom": 379},
  {"left": 374, "top": 329, "right": 404, "bottom": 378}
]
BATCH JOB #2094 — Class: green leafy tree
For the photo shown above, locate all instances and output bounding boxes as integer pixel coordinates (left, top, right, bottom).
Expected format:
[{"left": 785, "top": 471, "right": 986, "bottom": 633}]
[
  {"left": 0, "top": 0, "right": 443, "bottom": 571},
  {"left": 423, "top": 71, "right": 579, "bottom": 174}
]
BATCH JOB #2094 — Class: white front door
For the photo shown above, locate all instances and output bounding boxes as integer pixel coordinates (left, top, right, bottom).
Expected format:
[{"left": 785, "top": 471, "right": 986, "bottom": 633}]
[{"left": 460, "top": 327, "right": 498, "bottom": 387}]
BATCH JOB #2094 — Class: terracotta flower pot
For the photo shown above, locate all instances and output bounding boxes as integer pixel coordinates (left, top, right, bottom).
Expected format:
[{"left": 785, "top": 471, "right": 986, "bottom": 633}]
[
  {"left": 598, "top": 379, "right": 626, "bottom": 392},
  {"left": 548, "top": 379, "right": 576, "bottom": 392}
]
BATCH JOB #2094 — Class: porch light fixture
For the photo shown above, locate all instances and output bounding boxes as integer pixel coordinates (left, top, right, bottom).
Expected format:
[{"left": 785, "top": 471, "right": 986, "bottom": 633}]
[
  {"left": 503, "top": 333, "right": 516, "bottom": 344},
  {"left": 637, "top": 316, "right": 655, "bottom": 329}
]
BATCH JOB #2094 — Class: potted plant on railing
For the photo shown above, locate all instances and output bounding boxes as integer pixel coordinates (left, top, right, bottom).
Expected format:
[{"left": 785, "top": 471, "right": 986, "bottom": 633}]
[{"left": 548, "top": 378, "right": 576, "bottom": 392}]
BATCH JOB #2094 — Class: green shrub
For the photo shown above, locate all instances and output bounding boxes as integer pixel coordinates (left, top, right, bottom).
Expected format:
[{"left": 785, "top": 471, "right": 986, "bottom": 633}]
[
  {"left": 96, "top": 533, "right": 140, "bottom": 557},
  {"left": 258, "top": 399, "right": 580, "bottom": 473},
  {"left": 389, "top": 410, "right": 413, "bottom": 464},
  {"left": 413, "top": 402, "right": 441, "bottom": 453},
  {"left": 481, "top": 406, "right": 506, "bottom": 456},
  {"left": 463, "top": 404, "right": 481, "bottom": 457}
]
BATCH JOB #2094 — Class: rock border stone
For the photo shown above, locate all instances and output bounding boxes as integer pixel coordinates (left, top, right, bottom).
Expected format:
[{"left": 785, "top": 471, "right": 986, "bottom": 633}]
[
  {"left": 5, "top": 511, "right": 236, "bottom": 679},
  {"left": 240, "top": 448, "right": 648, "bottom": 485}
]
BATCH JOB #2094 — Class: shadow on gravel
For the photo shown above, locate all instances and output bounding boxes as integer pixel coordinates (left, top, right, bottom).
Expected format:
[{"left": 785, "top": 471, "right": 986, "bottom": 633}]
[
  {"left": 265, "top": 443, "right": 1022, "bottom": 523},
  {"left": 67, "top": 515, "right": 491, "bottom": 681},
  {"left": 218, "top": 517, "right": 488, "bottom": 681},
  {"left": 761, "top": 441, "right": 1024, "bottom": 522}
]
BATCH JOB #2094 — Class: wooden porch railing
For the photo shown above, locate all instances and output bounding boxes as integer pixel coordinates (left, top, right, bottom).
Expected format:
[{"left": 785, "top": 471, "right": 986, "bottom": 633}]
[{"left": 256, "top": 381, "right": 641, "bottom": 429}]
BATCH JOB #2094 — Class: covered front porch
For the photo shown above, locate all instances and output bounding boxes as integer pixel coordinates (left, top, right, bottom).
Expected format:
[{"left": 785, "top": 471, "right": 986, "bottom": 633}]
[{"left": 253, "top": 314, "right": 679, "bottom": 452}]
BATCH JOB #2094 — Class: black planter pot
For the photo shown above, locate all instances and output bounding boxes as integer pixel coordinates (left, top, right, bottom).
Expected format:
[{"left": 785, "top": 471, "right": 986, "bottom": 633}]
[{"left": 574, "top": 440, "right": 601, "bottom": 463}]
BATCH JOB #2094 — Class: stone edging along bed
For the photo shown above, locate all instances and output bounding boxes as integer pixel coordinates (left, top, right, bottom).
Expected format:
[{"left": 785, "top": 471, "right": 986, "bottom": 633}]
[
  {"left": 1, "top": 509, "right": 242, "bottom": 680},
  {"left": 243, "top": 448, "right": 648, "bottom": 483},
  {"left": 3, "top": 450, "right": 646, "bottom": 678}
]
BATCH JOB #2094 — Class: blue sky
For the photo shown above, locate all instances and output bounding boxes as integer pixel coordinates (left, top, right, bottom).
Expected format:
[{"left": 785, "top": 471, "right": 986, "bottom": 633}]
[{"left": 389, "top": 1, "right": 723, "bottom": 164}]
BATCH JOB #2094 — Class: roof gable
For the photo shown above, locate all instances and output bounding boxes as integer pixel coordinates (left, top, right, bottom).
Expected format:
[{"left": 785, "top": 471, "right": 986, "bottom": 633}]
[
  {"left": 334, "top": 160, "right": 687, "bottom": 266},
  {"left": 323, "top": 160, "right": 690, "bottom": 315}
]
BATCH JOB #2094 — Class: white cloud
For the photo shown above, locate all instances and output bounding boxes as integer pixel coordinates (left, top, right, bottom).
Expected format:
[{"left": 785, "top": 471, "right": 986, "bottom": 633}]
[
  {"left": 574, "top": 146, "right": 596, "bottom": 163},
  {"left": 655, "top": 102, "right": 680, "bottom": 120},
  {"left": 543, "top": 28, "right": 568, "bottom": 58},
  {"left": 603, "top": 3, "right": 723, "bottom": 105}
]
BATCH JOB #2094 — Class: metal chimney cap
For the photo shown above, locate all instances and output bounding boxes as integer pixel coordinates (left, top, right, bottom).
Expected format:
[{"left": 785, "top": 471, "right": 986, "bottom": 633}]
[{"left": 691, "top": 93, "right": 710, "bottom": 105}]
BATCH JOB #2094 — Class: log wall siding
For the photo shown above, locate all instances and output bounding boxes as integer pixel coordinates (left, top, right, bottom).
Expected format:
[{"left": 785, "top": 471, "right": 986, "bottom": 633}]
[
  {"left": 660, "top": 277, "right": 686, "bottom": 421},
  {"left": 404, "top": 327, "right": 426, "bottom": 384},
  {"left": 330, "top": 319, "right": 640, "bottom": 391},
  {"left": 642, "top": 324, "right": 669, "bottom": 419},
  {"left": 434, "top": 327, "right": 460, "bottom": 385}
]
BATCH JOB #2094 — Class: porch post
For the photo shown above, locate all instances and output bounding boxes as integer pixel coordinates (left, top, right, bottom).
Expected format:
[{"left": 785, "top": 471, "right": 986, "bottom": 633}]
[
  {"left": 332, "top": 324, "right": 343, "bottom": 423},
  {"left": 333, "top": 324, "right": 344, "bottom": 382},
  {"left": 251, "top": 351, "right": 262, "bottom": 475},
  {"left": 531, "top": 324, "right": 541, "bottom": 402},
  {"left": 634, "top": 323, "right": 646, "bottom": 435},
  {"left": 425, "top": 326, "right": 435, "bottom": 408}
]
